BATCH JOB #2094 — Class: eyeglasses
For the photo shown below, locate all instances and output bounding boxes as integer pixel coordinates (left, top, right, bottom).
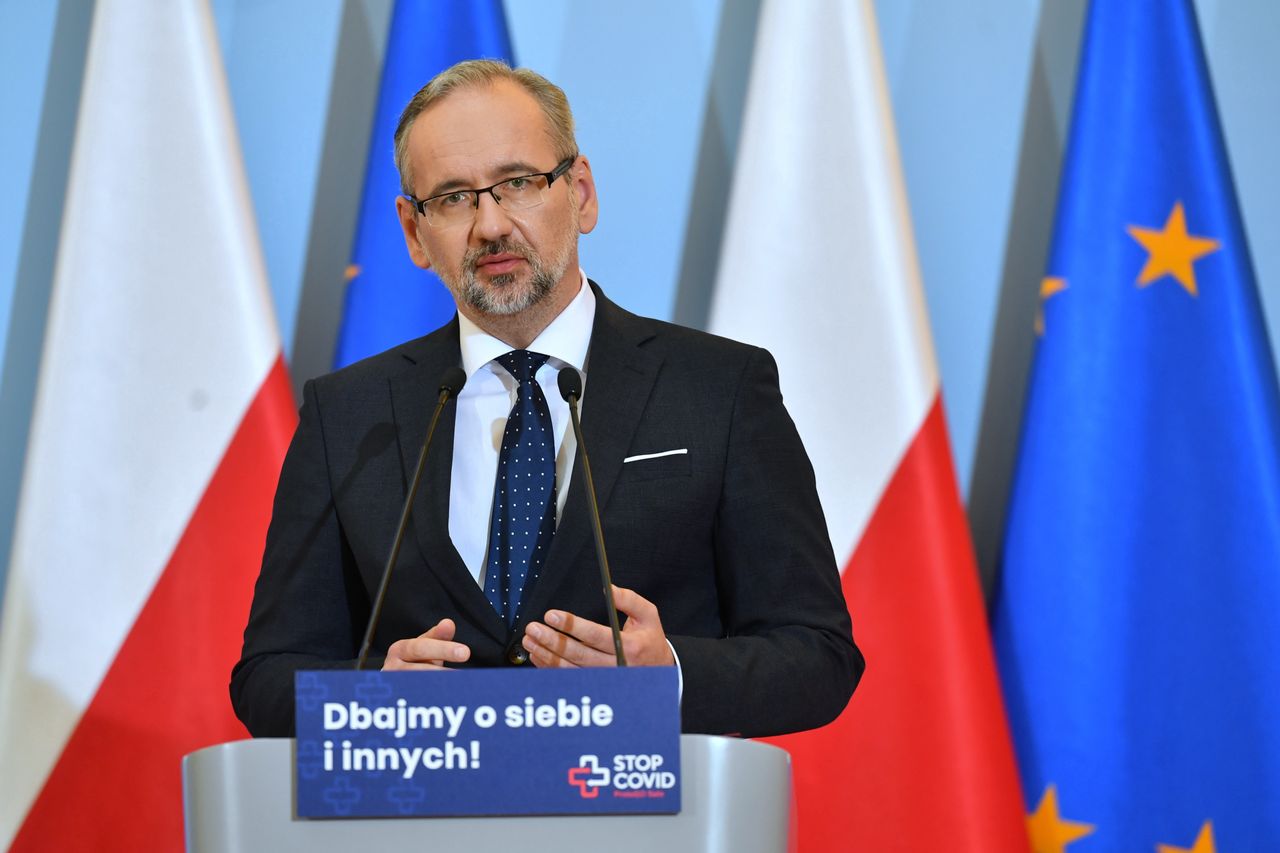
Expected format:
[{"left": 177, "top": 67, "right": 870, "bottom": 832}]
[{"left": 407, "top": 156, "right": 577, "bottom": 228}]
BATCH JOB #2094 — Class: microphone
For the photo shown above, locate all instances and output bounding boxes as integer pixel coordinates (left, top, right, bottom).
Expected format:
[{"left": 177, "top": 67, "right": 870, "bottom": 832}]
[
  {"left": 557, "top": 367, "right": 626, "bottom": 667},
  {"left": 356, "top": 366, "right": 467, "bottom": 669}
]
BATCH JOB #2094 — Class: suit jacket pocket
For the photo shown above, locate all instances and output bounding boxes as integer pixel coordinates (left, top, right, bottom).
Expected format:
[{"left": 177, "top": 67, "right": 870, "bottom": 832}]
[{"left": 618, "top": 450, "right": 691, "bottom": 482}]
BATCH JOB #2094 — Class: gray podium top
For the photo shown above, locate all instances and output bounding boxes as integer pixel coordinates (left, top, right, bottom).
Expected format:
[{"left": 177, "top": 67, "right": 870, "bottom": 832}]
[{"left": 183, "top": 735, "right": 791, "bottom": 853}]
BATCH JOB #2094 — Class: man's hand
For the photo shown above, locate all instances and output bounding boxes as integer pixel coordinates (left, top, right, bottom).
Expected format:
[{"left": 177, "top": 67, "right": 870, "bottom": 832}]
[
  {"left": 522, "top": 585, "right": 675, "bottom": 668},
  {"left": 382, "top": 618, "right": 471, "bottom": 670}
]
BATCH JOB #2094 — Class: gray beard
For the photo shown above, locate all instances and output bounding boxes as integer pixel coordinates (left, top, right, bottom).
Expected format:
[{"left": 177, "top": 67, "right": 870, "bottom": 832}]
[
  {"left": 457, "top": 255, "right": 556, "bottom": 316},
  {"left": 450, "top": 234, "right": 570, "bottom": 317}
]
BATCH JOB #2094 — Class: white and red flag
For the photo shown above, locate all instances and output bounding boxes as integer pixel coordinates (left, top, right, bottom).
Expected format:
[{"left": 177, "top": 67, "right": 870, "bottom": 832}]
[
  {"left": 710, "top": 1, "right": 1029, "bottom": 849},
  {"left": 0, "top": 0, "right": 295, "bottom": 849}
]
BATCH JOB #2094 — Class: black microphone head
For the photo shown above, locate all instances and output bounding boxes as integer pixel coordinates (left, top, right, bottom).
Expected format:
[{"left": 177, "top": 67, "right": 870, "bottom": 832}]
[
  {"left": 557, "top": 366, "right": 582, "bottom": 402},
  {"left": 439, "top": 366, "right": 467, "bottom": 397}
]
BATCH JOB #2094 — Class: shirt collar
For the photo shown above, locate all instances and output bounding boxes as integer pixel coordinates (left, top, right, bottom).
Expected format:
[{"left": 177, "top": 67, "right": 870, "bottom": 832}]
[{"left": 457, "top": 269, "right": 595, "bottom": 390}]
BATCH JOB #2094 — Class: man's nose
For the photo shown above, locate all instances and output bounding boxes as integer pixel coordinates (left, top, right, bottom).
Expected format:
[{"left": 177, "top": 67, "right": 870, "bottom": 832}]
[{"left": 471, "top": 190, "right": 514, "bottom": 243}]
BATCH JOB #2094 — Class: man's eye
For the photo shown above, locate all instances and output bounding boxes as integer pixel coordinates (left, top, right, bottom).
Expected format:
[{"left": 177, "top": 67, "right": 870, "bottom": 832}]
[
  {"left": 439, "top": 192, "right": 469, "bottom": 207},
  {"left": 505, "top": 177, "right": 530, "bottom": 190}
]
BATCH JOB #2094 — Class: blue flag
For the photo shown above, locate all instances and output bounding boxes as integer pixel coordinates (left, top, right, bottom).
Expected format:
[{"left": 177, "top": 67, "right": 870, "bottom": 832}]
[
  {"left": 993, "top": 1, "right": 1280, "bottom": 851},
  {"left": 334, "top": 0, "right": 514, "bottom": 368}
]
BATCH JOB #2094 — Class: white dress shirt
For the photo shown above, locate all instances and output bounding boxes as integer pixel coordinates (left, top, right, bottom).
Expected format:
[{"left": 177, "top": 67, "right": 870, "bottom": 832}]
[{"left": 449, "top": 271, "right": 594, "bottom": 585}]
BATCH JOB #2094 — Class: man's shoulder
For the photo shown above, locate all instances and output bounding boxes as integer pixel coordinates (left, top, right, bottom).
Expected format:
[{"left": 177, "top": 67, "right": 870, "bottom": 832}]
[
  {"left": 308, "top": 319, "right": 459, "bottom": 397},
  {"left": 593, "top": 286, "right": 760, "bottom": 367}
]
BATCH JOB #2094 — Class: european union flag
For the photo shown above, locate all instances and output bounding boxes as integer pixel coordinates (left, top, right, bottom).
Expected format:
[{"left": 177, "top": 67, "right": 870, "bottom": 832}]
[
  {"left": 334, "top": 0, "right": 514, "bottom": 368},
  {"left": 993, "top": 1, "right": 1280, "bottom": 850}
]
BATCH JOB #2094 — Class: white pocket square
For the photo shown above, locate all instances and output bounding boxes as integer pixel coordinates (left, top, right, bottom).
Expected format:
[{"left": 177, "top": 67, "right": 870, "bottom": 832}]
[{"left": 623, "top": 448, "right": 688, "bottom": 463}]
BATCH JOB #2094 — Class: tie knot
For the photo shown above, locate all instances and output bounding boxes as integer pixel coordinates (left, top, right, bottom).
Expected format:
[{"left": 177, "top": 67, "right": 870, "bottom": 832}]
[{"left": 497, "top": 349, "right": 550, "bottom": 384}]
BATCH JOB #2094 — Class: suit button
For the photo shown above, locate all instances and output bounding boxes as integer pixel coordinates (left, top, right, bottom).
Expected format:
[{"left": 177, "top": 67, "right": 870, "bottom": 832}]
[{"left": 506, "top": 641, "right": 529, "bottom": 666}]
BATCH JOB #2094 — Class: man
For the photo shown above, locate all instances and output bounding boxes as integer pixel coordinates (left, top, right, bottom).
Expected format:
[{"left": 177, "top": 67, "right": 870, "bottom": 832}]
[{"left": 231, "top": 60, "right": 862, "bottom": 738}]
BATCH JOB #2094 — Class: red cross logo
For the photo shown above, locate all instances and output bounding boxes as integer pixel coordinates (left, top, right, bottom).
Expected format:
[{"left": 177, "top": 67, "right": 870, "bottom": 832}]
[{"left": 567, "top": 755, "right": 610, "bottom": 798}]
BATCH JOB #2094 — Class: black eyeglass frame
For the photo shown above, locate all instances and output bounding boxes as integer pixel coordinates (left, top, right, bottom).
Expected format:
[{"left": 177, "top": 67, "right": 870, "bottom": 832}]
[{"left": 407, "top": 156, "right": 578, "bottom": 220}]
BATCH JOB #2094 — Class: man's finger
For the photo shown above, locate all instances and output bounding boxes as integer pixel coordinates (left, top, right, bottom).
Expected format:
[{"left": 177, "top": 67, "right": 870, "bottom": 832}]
[
  {"left": 385, "top": 636, "right": 465, "bottom": 665},
  {"left": 610, "top": 585, "right": 659, "bottom": 623},
  {"left": 610, "top": 585, "right": 674, "bottom": 666},
  {"left": 420, "top": 618, "right": 457, "bottom": 641},
  {"left": 545, "top": 608, "right": 615, "bottom": 649},
  {"left": 383, "top": 618, "right": 470, "bottom": 669},
  {"left": 402, "top": 634, "right": 470, "bottom": 662},
  {"left": 383, "top": 659, "right": 454, "bottom": 671},
  {"left": 523, "top": 622, "right": 616, "bottom": 667},
  {"left": 522, "top": 633, "right": 575, "bottom": 669}
]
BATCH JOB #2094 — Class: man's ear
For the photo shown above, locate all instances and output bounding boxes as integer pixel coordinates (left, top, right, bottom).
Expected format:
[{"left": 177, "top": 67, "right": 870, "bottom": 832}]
[
  {"left": 570, "top": 155, "right": 599, "bottom": 235},
  {"left": 396, "top": 196, "right": 433, "bottom": 270}
]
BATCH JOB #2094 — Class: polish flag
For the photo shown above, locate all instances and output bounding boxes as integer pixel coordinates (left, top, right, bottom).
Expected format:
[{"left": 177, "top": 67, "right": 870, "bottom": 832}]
[
  {"left": 709, "top": 1, "right": 1029, "bottom": 849},
  {"left": 0, "top": 0, "right": 296, "bottom": 849}
]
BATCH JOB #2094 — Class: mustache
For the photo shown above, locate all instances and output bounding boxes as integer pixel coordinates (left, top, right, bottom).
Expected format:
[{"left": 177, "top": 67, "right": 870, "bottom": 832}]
[{"left": 465, "top": 239, "right": 533, "bottom": 269}]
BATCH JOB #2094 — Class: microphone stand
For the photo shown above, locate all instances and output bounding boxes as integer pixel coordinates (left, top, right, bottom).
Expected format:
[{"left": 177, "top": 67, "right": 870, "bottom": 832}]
[
  {"left": 356, "top": 367, "right": 466, "bottom": 670},
  {"left": 558, "top": 367, "right": 626, "bottom": 667}
]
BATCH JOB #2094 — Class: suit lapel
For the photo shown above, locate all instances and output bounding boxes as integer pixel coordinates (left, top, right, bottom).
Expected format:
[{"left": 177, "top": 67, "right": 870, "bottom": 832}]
[
  {"left": 520, "top": 286, "right": 663, "bottom": 622},
  {"left": 389, "top": 320, "right": 508, "bottom": 643}
]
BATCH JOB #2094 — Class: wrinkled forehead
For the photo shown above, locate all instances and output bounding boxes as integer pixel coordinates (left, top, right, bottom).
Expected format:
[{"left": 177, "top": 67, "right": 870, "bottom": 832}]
[{"left": 406, "top": 81, "right": 559, "bottom": 192}]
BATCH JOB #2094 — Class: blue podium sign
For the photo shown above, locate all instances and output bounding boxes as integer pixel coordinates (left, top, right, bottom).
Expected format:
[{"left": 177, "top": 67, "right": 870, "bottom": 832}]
[{"left": 294, "top": 667, "right": 681, "bottom": 818}]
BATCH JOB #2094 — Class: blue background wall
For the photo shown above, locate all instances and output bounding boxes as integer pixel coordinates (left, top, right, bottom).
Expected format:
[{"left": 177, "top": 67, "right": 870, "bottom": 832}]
[{"left": 2, "top": 0, "right": 1277, "bottom": 603}]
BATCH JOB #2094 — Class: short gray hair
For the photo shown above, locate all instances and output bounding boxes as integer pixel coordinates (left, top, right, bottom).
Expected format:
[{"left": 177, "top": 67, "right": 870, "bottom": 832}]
[{"left": 393, "top": 59, "right": 578, "bottom": 196}]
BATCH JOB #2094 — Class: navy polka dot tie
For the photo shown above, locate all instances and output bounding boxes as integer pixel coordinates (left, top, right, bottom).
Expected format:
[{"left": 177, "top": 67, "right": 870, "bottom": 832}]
[{"left": 484, "top": 350, "right": 557, "bottom": 627}]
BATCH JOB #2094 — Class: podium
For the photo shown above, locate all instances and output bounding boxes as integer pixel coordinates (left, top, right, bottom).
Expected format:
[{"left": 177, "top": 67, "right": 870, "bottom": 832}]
[{"left": 183, "top": 735, "right": 791, "bottom": 852}]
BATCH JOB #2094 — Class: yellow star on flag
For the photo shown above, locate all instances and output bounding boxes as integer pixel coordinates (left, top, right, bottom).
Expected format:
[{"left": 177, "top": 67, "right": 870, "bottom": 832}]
[
  {"left": 1156, "top": 820, "right": 1216, "bottom": 853},
  {"left": 1036, "top": 276, "right": 1068, "bottom": 336},
  {"left": 345, "top": 263, "right": 362, "bottom": 282},
  {"left": 1027, "top": 785, "right": 1095, "bottom": 853},
  {"left": 1127, "top": 201, "right": 1220, "bottom": 296}
]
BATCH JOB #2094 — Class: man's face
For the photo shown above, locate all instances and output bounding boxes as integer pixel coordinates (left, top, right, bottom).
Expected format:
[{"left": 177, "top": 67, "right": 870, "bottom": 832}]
[{"left": 395, "top": 80, "right": 598, "bottom": 320}]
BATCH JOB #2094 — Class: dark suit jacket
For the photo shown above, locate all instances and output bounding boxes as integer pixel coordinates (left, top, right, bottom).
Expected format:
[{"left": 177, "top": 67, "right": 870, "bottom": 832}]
[{"left": 231, "top": 284, "right": 862, "bottom": 738}]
